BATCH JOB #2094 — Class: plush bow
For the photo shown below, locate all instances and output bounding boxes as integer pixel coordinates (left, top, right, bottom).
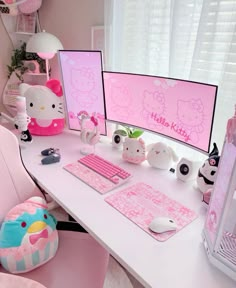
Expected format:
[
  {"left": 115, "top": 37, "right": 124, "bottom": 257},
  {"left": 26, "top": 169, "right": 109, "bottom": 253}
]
[
  {"left": 29, "top": 229, "right": 48, "bottom": 245},
  {"left": 46, "top": 79, "right": 63, "bottom": 96}
]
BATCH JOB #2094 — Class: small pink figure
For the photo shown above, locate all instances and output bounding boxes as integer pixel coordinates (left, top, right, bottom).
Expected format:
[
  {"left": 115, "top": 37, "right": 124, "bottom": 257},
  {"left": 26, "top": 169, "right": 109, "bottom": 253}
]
[
  {"left": 202, "top": 188, "right": 213, "bottom": 205},
  {"left": 207, "top": 209, "right": 217, "bottom": 233}
]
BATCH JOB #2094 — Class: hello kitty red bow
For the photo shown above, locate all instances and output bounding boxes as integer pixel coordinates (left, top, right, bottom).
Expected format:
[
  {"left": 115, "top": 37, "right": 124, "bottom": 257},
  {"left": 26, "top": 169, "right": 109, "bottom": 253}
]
[{"left": 46, "top": 79, "right": 63, "bottom": 97}]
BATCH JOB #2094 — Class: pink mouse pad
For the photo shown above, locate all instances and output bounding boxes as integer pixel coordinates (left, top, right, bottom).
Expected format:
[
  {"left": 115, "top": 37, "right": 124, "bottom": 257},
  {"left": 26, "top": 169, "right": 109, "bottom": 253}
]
[{"left": 105, "top": 182, "right": 198, "bottom": 242}]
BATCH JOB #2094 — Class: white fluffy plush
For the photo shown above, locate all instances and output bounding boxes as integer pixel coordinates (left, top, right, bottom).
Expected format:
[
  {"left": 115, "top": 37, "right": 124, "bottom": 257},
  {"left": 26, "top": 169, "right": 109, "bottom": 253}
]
[{"left": 146, "top": 142, "right": 178, "bottom": 170}]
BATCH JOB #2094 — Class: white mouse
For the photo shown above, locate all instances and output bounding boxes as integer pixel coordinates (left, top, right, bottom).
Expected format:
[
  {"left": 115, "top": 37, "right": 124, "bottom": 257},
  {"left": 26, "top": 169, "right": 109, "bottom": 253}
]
[{"left": 148, "top": 217, "right": 177, "bottom": 234}]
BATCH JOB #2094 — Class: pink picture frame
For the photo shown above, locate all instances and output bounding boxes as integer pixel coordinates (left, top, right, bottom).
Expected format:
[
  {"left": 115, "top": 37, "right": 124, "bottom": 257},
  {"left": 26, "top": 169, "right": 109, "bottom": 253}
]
[
  {"left": 58, "top": 50, "right": 107, "bottom": 135},
  {"left": 16, "top": 12, "right": 36, "bottom": 34},
  {"left": 91, "top": 26, "right": 104, "bottom": 52}
]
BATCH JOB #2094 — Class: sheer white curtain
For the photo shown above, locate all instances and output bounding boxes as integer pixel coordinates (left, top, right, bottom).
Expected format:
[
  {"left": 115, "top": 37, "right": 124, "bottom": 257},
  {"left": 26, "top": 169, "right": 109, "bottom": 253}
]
[{"left": 104, "top": 0, "right": 236, "bottom": 158}]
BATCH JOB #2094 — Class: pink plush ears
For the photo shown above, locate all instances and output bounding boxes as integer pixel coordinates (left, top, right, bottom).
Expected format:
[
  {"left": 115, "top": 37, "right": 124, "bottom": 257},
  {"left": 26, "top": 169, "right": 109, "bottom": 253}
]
[
  {"left": 46, "top": 79, "right": 63, "bottom": 97},
  {"left": 138, "top": 138, "right": 145, "bottom": 149}
]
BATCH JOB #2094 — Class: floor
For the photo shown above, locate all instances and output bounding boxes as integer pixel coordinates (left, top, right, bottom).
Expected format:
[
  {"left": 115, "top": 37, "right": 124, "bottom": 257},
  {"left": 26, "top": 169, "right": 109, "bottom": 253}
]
[
  {"left": 104, "top": 256, "right": 145, "bottom": 288},
  {"left": 126, "top": 271, "right": 145, "bottom": 288},
  {"left": 52, "top": 206, "right": 145, "bottom": 288}
]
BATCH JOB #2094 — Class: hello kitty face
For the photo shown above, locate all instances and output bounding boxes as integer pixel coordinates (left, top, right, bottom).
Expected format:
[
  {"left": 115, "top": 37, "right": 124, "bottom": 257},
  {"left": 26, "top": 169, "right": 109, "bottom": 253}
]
[
  {"left": 71, "top": 68, "right": 95, "bottom": 92},
  {"left": 122, "top": 138, "right": 146, "bottom": 164},
  {"left": 177, "top": 99, "right": 204, "bottom": 128},
  {"left": 143, "top": 91, "right": 165, "bottom": 115},
  {"left": 19, "top": 83, "right": 64, "bottom": 120}
]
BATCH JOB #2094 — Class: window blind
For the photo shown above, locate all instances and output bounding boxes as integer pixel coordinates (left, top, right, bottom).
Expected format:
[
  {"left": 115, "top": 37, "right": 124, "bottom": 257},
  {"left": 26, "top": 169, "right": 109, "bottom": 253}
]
[{"left": 105, "top": 0, "right": 236, "bottom": 158}]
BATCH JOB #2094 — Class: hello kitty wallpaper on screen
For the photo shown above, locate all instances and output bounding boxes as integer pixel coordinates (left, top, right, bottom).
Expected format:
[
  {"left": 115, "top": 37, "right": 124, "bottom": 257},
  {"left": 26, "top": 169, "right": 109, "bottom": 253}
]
[
  {"left": 103, "top": 72, "right": 217, "bottom": 153},
  {"left": 58, "top": 50, "right": 106, "bottom": 135}
]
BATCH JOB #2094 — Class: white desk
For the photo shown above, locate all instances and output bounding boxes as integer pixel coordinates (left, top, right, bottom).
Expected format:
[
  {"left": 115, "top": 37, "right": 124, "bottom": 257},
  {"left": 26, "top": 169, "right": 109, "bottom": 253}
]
[{"left": 20, "top": 129, "right": 235, "bottom": 288}]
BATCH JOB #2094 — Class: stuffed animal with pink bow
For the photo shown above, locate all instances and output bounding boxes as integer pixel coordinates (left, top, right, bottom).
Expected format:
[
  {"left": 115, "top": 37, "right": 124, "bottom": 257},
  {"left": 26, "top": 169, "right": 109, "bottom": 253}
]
[{"left": 19, "top": 79, "right": 65, "bottom": 136}]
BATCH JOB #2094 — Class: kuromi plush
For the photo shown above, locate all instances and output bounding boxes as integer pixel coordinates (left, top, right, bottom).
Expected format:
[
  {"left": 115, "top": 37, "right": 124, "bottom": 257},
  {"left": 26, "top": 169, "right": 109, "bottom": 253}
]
[
  {"left": 146, "top": 142, "right": 178, "bottom": 169},
  {"left": 197, "top": 143, "right": 220, "bottom": 193}
]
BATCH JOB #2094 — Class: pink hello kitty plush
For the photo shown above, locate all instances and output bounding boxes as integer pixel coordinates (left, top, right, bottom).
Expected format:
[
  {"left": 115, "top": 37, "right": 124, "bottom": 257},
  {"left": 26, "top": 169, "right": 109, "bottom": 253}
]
[
  {"left": 122, "top": 138, "right": 146, "bottom": 164},
  {"left": 19, "top": 80, "right": 64, "bottom": 136}
]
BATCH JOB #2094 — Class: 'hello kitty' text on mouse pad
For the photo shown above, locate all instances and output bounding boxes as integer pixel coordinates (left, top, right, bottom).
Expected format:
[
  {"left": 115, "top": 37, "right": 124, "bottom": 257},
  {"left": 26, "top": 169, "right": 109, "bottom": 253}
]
[{"left": 105, "top": 182, "right": 198, "bottom": 242}]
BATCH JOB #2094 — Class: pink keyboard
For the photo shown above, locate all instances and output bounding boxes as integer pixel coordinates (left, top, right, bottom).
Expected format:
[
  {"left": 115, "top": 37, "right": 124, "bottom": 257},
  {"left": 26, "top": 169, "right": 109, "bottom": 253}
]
[
  {"left": 78, "top": 154, "right": 131, "bottom": 184},
  {"left": 64, "top": 154, "right": 132, "bottom": 194}
]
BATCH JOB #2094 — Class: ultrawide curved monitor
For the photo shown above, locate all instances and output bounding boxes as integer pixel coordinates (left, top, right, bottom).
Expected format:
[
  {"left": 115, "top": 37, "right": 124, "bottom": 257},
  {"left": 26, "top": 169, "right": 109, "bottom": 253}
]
[{"left": 103, "top": 71, "right": 217, "bottom": 153}]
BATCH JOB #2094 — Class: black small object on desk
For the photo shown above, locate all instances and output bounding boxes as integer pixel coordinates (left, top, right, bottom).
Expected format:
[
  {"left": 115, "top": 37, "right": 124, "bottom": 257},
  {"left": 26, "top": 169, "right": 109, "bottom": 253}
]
[
  {"left": 41, "top": 147, "right": 59, "bottom": 156},
  {"left": 41, "top": 153, "right": 61, "bottom": 165}
]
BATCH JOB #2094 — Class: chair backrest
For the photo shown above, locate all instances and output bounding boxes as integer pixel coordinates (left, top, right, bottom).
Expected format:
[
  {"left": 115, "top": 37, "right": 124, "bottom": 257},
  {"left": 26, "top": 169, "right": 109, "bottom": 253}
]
[{"left": 0, "top": 125, "right": 42, "bottom": 223}]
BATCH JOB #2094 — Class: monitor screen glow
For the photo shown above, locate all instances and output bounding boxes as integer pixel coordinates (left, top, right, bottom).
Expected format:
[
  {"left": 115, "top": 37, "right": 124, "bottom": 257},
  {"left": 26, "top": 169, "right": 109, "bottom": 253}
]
[
  {"left": 103, "top": 72, "right": 217, "bottom": 153},
  {"left": 58, "top": 50, "right": 106, "bottom": 135}
]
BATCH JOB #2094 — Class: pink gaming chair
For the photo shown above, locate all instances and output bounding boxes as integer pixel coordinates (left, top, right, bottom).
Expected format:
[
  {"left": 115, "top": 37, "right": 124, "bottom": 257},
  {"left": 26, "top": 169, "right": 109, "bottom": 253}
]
[{"left": 0, "top": 125, "right": 109, "bottom": 288}]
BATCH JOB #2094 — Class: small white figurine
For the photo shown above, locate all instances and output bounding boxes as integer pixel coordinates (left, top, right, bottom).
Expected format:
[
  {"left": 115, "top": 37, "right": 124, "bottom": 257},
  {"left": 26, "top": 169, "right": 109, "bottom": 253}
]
[{"left": 146, "top": 142, "right": 178, "bottom": 170}]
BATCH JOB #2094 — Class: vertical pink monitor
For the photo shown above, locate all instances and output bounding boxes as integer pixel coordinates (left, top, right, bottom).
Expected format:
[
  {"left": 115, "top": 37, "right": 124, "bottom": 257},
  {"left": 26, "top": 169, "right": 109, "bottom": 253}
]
[
  {"left": 103, "top": 72, "right": 217, "bottom": 153},
  {"left": 58, "top": 50, "right": 106, "bottom": 135}
]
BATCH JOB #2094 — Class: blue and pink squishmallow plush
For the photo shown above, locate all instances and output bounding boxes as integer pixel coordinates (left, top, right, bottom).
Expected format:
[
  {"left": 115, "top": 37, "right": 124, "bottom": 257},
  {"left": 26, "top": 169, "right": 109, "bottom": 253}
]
[{"left": 0, "top": 197, "right": 58, "bottom": 273}]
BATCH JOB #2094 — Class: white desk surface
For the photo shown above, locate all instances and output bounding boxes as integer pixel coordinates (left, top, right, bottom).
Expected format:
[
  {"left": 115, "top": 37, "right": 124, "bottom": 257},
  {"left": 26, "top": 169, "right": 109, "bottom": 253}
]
[{"left": 19, "top": 129, "right": 236, "bottom": 288}]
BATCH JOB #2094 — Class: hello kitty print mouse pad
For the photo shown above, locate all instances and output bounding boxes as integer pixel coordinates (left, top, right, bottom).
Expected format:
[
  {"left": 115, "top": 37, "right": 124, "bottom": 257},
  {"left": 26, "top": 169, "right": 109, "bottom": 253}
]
[{"left": 105, "top": 182, "right": 198, "bottom": 241}]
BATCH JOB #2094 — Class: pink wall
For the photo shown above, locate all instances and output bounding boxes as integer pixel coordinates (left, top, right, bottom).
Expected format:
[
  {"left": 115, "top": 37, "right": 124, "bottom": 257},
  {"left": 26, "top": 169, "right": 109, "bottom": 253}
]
[
  {"left": 0, "top": 0, "right": 104, "bottom": 112},
  {"left": 38, "top": 0, "right": 104, "bottom": 80},
  {"left": 0, "top": 17, "right": 13, "bottom": 113}
]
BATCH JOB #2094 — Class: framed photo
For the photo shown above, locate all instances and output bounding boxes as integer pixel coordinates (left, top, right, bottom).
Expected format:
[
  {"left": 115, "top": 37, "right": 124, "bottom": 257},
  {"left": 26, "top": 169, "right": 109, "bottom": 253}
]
[
  {"left": 91, "top": 26, "right": 104, "bottom": 52},
  {"left": 16, "top": 12, "right": 36, "bottom": 34}
]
